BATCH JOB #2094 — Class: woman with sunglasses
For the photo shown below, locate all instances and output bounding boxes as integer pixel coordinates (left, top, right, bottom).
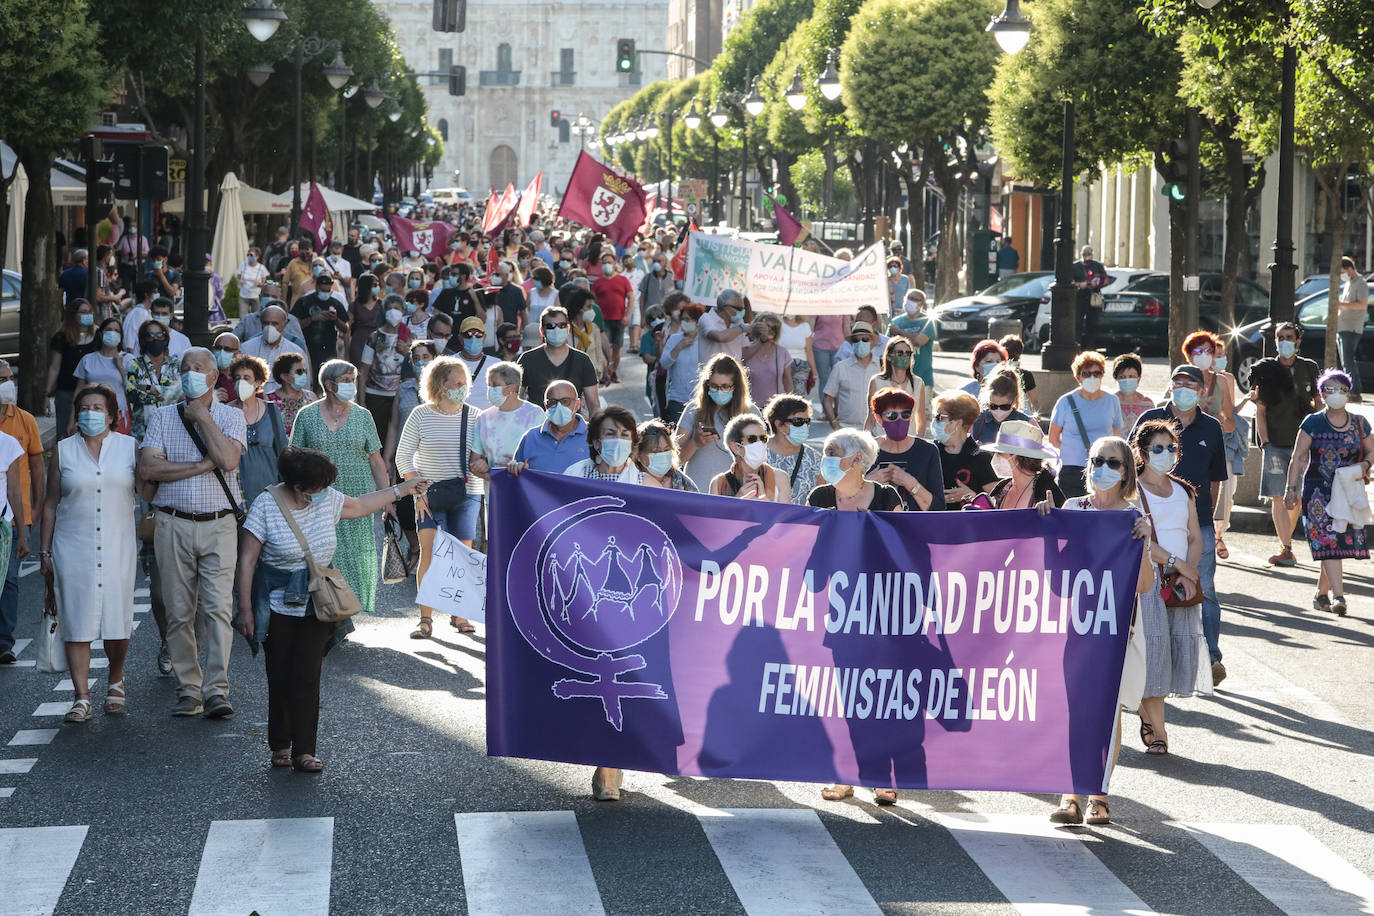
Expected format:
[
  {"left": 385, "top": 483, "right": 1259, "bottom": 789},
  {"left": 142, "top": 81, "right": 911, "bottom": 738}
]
[
  {"left": 1284, "top": 368, "right": 1374, "bottom": 617},
  {"left": 1130, "top": 419, "right": 1209, "bottom": 760},
  {"left": 709, "top": 414, "right": 789, "bottom": 501},
  {"left": 1048, "top": 351, "right": 1124, "bottom": 498},
  {"left": 676, "top": 354, "right": 757, "bottom": 491},
  {"left": 1038, "top": 435, "right": 1158, "bottom": 825},
  {"left": 865, "top": 338, "right": 926, "bottom": 435},
  {"left": 868, "top": 387, "right": 942, "bottom": 511},
  {"left": 970, "top": 367, "right": 1033, "bottom": 445},
  {"left": 981, "top": 420, "right": 1063, "bottom": 509}
]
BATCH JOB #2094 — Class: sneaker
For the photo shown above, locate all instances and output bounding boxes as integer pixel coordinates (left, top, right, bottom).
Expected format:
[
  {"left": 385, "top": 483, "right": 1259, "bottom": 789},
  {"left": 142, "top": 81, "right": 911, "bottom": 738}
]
[
  {"left": 1313, "top": 593, "right": 1332, "bottom": 613},
  {"left": 1211, "top": 660, "right": 1227, "bottom": 687},
  {"left": 1268, "top": 547, "right": 1297, "bottom": 568},
  {"left": 156, "top": 641, "right": 173, "bottom": 677},
  {"left": 172, "top": 696, "right": 203, "bottom": 717},
  {"left": 0, "top": 648, "right": 15, "bottom": 665},
  {"left": 1330, "top": 596, "right": 1348, "bottom": 617},
  {"left": 203, "top": 695, "right": 234, "bottom": 718}
]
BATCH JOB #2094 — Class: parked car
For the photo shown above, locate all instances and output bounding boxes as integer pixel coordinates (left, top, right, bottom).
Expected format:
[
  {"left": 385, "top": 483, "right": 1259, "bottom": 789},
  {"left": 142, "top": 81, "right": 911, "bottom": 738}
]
[
  {"left": 926, "top": 273, "right": 1055, "bottom": 351},
  {"left": 1035, "top": 271, "right": 1271, "bottom": 355},
  {"left": 1026, "top": 267, "right": 1156, "bottom": 351},
  {"left": 1228, "top": 291, "right": 1360, "bottom": 392},
  {"left": 1295, "top": 274, "right": 1330, "bottom": 299},
  {"left": 0, "top": 270, "right": 18, "bottom": 363}
]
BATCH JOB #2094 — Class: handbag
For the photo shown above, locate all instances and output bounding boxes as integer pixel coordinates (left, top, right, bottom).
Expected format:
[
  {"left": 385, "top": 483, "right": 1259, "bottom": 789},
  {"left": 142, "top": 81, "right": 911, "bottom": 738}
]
[
  {"left": 418, "top": 406, "right": 471, "bottom": 513},
  {"left": 1137, "top": 484, "right": 1204, "bottom": 608},
  {"left": 267, "top": 485, "right": 361, "bottom": 623},
  {"left": 36, "top": 583, "right": 68, "bottom": 674},
  {"left": 137, "top": 508, "right": 157, "bottom": 543},
  {"left": 380, "top": 515, "right": 409, "bottom": 585},
  {"left": 1117, "top": 602, "right": 1147, "bottom": 710}
]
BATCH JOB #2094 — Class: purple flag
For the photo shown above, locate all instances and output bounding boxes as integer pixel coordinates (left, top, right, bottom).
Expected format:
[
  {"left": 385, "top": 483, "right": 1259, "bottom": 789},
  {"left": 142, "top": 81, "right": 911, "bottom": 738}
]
[
  {"left": 773, "top": 199, "right": 804, "bottom": 246},
  {"left": 299, "top": 182, "right": 333, "bottom": 251},
  {"left": 486, "top": 471, "right": 1140, "bottom": 794}
]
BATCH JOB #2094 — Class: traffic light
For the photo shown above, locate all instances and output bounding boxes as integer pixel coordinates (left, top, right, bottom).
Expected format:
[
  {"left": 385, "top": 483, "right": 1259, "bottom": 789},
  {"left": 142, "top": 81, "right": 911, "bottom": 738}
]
[
  {"left": 551, "top": 110, "right": 562, "bottom": 128},
  {"left": 448, "top": 64, "right": 466, "bottom": 96},
  {"left": 616, "top": 39, "right": 636, "bottom": 73},
  {"left": 433, "top": 0, "right": 466, "bottom": 32},
  {"left": 1161, "top": 137, "right": 1190, "bottom": 202}
]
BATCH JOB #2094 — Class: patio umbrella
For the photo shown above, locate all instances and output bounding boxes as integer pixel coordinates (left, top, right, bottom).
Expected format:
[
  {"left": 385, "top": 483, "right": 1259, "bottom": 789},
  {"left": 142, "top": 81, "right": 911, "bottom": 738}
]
[
  {"left": 4, "top": 162, "right": 26, "bottom": 273},
  {"left": 210, "top": 171, "right": 249, "bottom": 286}
]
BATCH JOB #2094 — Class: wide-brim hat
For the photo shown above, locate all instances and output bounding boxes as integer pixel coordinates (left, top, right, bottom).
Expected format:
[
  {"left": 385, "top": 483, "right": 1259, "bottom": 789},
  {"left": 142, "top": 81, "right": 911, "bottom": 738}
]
[{"left": 980, "top": 419, "right": 1059, "bottom": 461}]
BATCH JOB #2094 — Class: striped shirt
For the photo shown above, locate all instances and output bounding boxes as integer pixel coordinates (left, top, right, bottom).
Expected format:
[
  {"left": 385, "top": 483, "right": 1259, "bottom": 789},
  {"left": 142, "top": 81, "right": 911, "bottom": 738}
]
[{"left": 395, "top": 403, "right": 482, "bottom": 493}]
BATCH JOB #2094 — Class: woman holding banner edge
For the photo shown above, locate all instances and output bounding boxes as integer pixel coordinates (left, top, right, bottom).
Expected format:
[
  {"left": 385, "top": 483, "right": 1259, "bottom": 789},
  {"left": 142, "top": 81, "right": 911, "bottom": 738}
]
[{"left": 1037, "top": 435, "right": 1156, "bottom": 826}]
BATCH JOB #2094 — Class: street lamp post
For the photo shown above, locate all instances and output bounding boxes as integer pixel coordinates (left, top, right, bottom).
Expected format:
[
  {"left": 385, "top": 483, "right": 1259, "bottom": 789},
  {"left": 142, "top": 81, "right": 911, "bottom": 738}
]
[
  {"left": 709, "top": 101, "right": 729, "bottom": 223},
  {"left": 184, "top": 34, "right": 212, "bottom": 345},
  {"left": 816, "top": 50, "right": 843, "bottom": 219},
  {"left": 742, "top": 77, "right": 765, "bottom": 231}
]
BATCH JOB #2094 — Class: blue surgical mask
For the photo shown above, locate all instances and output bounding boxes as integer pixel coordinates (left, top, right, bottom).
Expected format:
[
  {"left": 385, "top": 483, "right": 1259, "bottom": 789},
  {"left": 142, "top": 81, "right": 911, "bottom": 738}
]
[
  {"left": 153, "top": 314, "right": 172, "bottom": 327},
  {"left": 786, "top": 422, "right": 811, "bottom": 446},
  {"left": 405, "top": 301, "right": 418, "bottom": 315},
  {"left": 462, "top": 336, "right": 484, "bottom": 355},
  {"left": 852, "top": 341, "right": 871, "bottom": 359},
  {"left": 102, "top": 330, "right": 121, "bottom": 349},
  {"left": 79, "top": 313, "right": 94, "bottom": 327},
  {"left": 181, "top": 371, "right": 209, "bottom": 399},
  {"left": 1214, "top": 355, "right": 1228, "bottom": 372},
  {"left": 1090, "top": 464, "right": 1123, "bottom": 490},
  {"left": 334, "top": 381, "right": 357, "bottom": 402},
  {"left": 487, "top": 385, "right": 506, "bottom": 405},
  {"left": 214, "top": 349, "right": 233, "bottom": 369},
  {"left": 709, "top": 388, "right": 733, "bottom": 406},
  {"left": 600, "top": 437, "right": 631, "bottom": 467},
  {"left": 1117, "top": 377, "right": 1139, "bottom": 394},
  {"left": 77, "top": 410, "right": 107, "bottom": 436},
  {"left": 930, "top": 419, "right": 950, "bottom": 443},
  {"left": 646, "top": 451, "right": 674, "bottom": 476},
  {"left": 408, "top": 278, "right": 422, "bottom": 288},
  {"left": 820, "top": 455, "right": 847, "bottom": 484},
  {"left": 293, "top": 370, "right": 310, "bottom": 389},
  {"left": 312, "top": 265, "right": 323, "bottom": 277},
  {"left": 443, "top": 277, "right": 458, "bottom": 289},
  {"left": 1277, "top": 340, "right": 1297, "bottom": 359},
  {"left": 1148, "top": 451, "right": 1176, "bottom": 474},
  {"left": 545, "top": 327, "right": 569, "bottom": 347},
  {"left": 1171, "top": 387, "right": 1199, "bottom": 411},
  {"left": 547, "top": 402, "right": 574, "bottom": 426}
]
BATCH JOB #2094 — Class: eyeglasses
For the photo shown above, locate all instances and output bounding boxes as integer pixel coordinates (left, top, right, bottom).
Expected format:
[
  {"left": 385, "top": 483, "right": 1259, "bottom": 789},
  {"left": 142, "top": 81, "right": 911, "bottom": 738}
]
[
  {"left": 851, "top": 336, "right": 872, "bottom": 344},
  {"left": 544, "top": 321, "right": 569, "bottom": 330},
  {"left": 1148, "top": 444, "right": 1178, "bottom": 455},
  {"left": 988, "top": 403, "right": 1014, "bottom": 412},
  {"left": 707, "top": 383, "right": 735, "bottom": 393},
  {"left": 739, "top": 433, "right": 769, "bottom": 444},
  {"left": 935, "top": 413, "right": 952, "bottom": 423},
  {"left": 1173, "top": 379, "right": 1201, "bottom": 390},
  {"left": 1079, "top": 370, "right": 1104, "bottom": 379},
  {"left": 780, "top": 416, "right": 811, "bottom": 427},
  {"left": 880, "top": 409, "right": 913, "bottom": 422},
  {"left": 463, "top": 330, "right": 484, "bottom": 338},
  {"left": 1322, "top": 386, "right": 1351, "bottom": 396},
  {"left": 545, "top": 396, "right": 576, "bottom": 408},
  {"left": 1090, "top": 456, "right": 1126, "bottom": 469}
]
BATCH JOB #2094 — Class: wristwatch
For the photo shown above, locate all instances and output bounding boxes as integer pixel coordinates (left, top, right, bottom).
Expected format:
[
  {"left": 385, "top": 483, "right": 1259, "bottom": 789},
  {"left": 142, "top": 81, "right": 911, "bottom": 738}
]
[
  {"left": 391, "top": 483, "right": 402, "bottom": 499},
  {"left": 1166, "top": 554, "right": 1177, "bottom": 567}
]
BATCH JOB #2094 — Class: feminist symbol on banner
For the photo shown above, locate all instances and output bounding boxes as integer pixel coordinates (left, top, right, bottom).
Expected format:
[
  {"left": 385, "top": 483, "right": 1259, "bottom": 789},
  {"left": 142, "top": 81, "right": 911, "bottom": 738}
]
[{"left": 506, "top": 495, "right": 682, "bottom": 730}]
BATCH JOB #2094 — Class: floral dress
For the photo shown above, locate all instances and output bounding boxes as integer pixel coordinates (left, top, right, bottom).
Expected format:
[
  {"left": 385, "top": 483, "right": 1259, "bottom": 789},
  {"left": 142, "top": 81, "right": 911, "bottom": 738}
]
[
  {"left": 124, "top": 356, "right": 181, "bottom": 442},
  {"left": 1299, "top": 411, "right": 1371, "bottom": 560},
  {"left": 264, "top": 388, "right": 317, "bottom": 438},
  {"left": 289, "top": 401, "right": 383, "bottom": 614}
]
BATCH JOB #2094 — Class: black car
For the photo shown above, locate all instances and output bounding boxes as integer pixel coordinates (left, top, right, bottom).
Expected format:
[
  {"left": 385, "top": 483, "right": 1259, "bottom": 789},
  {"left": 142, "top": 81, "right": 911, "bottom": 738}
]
[
  {"left": 1229, "top": 291, "right": 1361, "bottom": 392},
  {"left": 927, "top": 272, "right": 1054, "bottom": 351}
]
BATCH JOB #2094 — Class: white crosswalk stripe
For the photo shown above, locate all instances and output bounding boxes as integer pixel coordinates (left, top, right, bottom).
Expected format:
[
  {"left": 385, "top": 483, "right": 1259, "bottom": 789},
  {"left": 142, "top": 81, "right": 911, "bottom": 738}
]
[
  {"left": 455, "top": 811, "right": 604, "bottom": 915},
  {"left": 0, "top": 824, "right": 87, "bottom": 915},
  {"left": 7, "top": 729, "right": 58, "bottom": 746},
  {"left": 187, "top": 818, "right": 334, "bottom": 916}
]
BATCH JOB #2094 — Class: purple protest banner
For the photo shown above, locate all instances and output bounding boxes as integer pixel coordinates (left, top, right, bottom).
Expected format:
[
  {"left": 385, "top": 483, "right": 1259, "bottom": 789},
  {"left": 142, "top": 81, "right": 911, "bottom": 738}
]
[{"left": 486, "top": 470, "right": 1141, "bottom": 795}]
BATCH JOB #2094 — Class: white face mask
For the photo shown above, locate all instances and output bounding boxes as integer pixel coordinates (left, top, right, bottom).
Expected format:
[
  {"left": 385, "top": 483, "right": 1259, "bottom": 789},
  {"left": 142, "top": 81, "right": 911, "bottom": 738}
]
[
  {"left": 235, "top": 379, "right": 256, "bottom": 402},
  {"left": 0, "top": 380, "right": 15, "bottom": 405},
  {"left": 741, "top": 440, "right": 768, "bottom": 469},
  {"left": 263, "top": 324, "right": 282, "bottom": 345},
  {"left": 991, "top": 453, "right": 1014, "bottom": 478},
  {"left": 1080, "top": 376, "right": 1102, "bottom": 394},
  {"left": 385, "top": 308, "right": 404, "bottom": 327},
  {"left": 1192, "top": 352, "right": 1214, "bottom": 371},
  {"left": 582, "top": 309, "right": 596, "bottom": 323}
]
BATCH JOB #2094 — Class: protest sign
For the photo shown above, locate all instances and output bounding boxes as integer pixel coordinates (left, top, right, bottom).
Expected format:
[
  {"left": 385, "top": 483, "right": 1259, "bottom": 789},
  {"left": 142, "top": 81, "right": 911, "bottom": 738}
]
[
  {"left": 486, "top": 471, "right": 1141, "bottom": 795},
  {"left": 682, "top": 231, "right": 889, "bottom": 315},
  {"left": 415, "top": 529, "right": 487, "bottom": 624}
]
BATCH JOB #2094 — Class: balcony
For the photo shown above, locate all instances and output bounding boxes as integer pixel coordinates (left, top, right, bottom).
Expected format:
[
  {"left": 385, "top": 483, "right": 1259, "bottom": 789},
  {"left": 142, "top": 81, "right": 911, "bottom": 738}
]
[
  {"left": 478, "top": 70, "right": 521, "bottom": 87},
  {"left": 549, "top": 71, "right": 576, "bottom": 87}
]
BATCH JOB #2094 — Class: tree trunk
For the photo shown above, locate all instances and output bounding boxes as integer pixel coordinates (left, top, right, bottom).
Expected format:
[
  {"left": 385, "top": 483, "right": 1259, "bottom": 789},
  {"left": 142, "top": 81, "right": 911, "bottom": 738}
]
[
  {"left": 773, "top": 151, "right": 799, "bottom": 216},
  {"left": 1166, "top": 196, "right": 1188, "bottom": 362},
  {"left": 930, "top": 159, "right": 964, "bottom": 303},
  {"left": 902, "top": 162, "right": 927, "bottom": 285},
  {"left": 17, "top": 147, "right": 58, "bottom": 413},
  {"left": 1219, "top": 135, "right": 1248, "bottom": 331},
  {"left": 1325, "top": 210, "right": 1346, "bottom": 371}
]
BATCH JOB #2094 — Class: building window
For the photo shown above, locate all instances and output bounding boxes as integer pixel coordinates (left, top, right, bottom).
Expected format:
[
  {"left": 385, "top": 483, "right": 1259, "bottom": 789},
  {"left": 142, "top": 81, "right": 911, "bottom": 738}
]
[
  {"left": 497, "top": 43, "right": 512, "bottom": 72},
  {"left": 491, "top": 144, "right": 518, "bottom": 189},
  {"left": 437, "top": 118, "right": 449, "bottom": 142},
  {"left": 559, "top": 121, "right": 570, "bottom": 144},
  {"left": 439, "top": 48, "right": 453, "bottom": 72},
  {"left": 552, "top": 48, "right": 575, "bottom": 86},
  {"left": 481, "top": 43, "right": 521, "bottom": 86}
]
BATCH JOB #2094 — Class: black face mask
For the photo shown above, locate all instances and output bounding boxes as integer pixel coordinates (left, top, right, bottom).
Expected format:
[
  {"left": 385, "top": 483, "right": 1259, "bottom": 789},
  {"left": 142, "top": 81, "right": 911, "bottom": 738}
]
[{"left": 144, "top": 339, "right": 168, "bottom": 357}]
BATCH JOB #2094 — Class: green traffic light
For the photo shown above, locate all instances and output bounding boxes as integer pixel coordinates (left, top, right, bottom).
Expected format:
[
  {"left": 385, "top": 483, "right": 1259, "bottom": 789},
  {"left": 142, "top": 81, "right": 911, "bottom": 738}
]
[{"left": 1166, "top": 183, "right": 1186, "bottom": 201}]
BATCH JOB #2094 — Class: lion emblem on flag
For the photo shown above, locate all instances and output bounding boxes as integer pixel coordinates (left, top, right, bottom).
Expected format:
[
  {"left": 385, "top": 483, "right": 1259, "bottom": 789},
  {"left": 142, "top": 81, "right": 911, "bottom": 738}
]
[
  {"left": 590, "top": 173, "right": 633, "bottom": 228},
  {"left": 413, "top": 227, "right": 434, "bottom": 254}
]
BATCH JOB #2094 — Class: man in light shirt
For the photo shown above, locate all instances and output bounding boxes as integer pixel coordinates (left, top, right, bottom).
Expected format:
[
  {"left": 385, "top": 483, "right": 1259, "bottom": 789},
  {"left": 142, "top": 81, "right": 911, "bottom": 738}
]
[{"left": 241, "top": 305, "right": 309, "bottom": 394}]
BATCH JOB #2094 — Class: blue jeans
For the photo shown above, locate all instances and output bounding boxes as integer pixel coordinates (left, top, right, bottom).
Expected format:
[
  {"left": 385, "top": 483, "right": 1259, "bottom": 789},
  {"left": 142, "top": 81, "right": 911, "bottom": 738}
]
[
  {"left": 1198, "top": 525, "right": 1221, "bottom": 662},
  {"left": 418, "top": 491, "right": 482, "bottom": 541},
  {"left": 814, "top": 348, "right": 837, "bottom": 402},
  {"left": 1337, "top": 330, "right": 1363, "bottom": 396},
  {"left": 0, "top": 524, "right": 17, "bottom": 653}
]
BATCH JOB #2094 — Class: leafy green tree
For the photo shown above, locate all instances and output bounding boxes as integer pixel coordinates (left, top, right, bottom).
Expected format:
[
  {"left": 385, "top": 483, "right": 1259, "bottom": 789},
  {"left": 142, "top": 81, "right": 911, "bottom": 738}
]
[
  {"left": 842, "top": 0, "right": 999, "bottom": 301},
  {"left": 0, "top": 0, "right": 110, "bottom": 409},
  {"left": 791, "top": 148, "right": 853, "bottom": 214}
]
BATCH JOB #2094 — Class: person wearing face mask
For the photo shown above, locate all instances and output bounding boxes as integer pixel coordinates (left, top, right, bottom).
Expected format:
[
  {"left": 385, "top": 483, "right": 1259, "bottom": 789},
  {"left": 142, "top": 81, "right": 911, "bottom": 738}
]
[
  {"left": 885, "top": 256, "right": 911, "bottom": 314},
  {"left": 1284, "top": 368, "right": 1374, "bottom": 619},
  {"left": 469, "top": 362, "right": 547, "bottom": 489},
  {"left": 1111, "top": 353, "right": 1154, "bottom": 429},
  {"left": 402, "top": 289, "right": 433, "bottom": 340},
  {"left": 638, "top": 253, "right": 670, "bottom": 319},
  {"left": 47, "top": 298, "right": 99, "bottom": 435},
  {"left": 291, "top": 274, "right": 349, "bottom": 374},
  {"left": 357, "top": 296, "right": 414, "bottom": 436},
  {"left": 833, "top": 307, "right": 890, "bottom": 362},
  {"left": 236, "top": 446, "right": 425, "bottom": 773},
  {"left": 0, "top": 359, "right": 43, "bottom": 667},
  {"left": 396, "top": 357, "right": 483, "bottom": 638},
  {"left": 709, "top": 414, "right": 789, "bottom": 501},
  {"left": 1036, "top": 434, "right": 1162, "bottom": 826},
  {"left": 452, "top": 316, "right": 495, "bottom": 411},
  {"left": 490, "top": 260, "right": 530, "bottom": 345},
  {"left": 525, "top": 266, "right": 560, "bottom": 346},
  {"left": 809, "top": 429, "right": 904, "bottom": 518},
  {"left": 554, "top": 249, "right": 577, "bottom": 287},
  {"left": 620, "top": 253, "right": 647, "bottom": 351},
  {"left": 676, "top": 354, "right": 758, "bottom": 490},
  {"left": 137, "top": 347, "right": 249, "bottom": 718},
  {"left": 140, "top": 298, "right": 191, "bottom": 361},
  {"left": 822, "top": 320, "right": 882, "bottom": 430},
  {"left": 932, "top": 392, "right": 1000, "bottom": 506},
  {"left": 699, "top": 289, "right": 748, "bottom": 361},
  {"left": 997, "top": 334, "right": 1040, "bottom": 414},
  {"left": 889, "top": 290, "right": 935, "bottom": 396},
  {"left": 144, "top": 245, "right": 179, "bottom": 298},
  {"left": 264, "top": 354, "right": 317, "bottom": 438},
  {"left": 1132, "top": 365, "right": 1230, "bottom": 685},
  {"left": 741, "top": 313, "right": 792, "bottom": 411},
  {"left": 589, "top": 255, "right": 632, "bottom": 383},
  {"left": 237, "top": 247, "right": 270, "bottom": 314},
  {"left": 1048, "top": 351, "right": 1124, "bottom": 497},
  {"left": 445, "top": 262, "right": 489, "bottom": 327},
  {"left": 384, "top": 340, "right": 438, "bottom": 568},
  {"left": 325, "top": 239, "right": 354, "bottom": 300},
  {"left": 980, "top": 419, "right": 1063, "bottom": 510},
  {"left": 37, "top": 386, "right": 132, "bottom": 716},
  {"left": 568, "top": 289, "right": 613, "bottom": 384},
  {"left": 282, "top": 244, "right": 317, "bottom": 305},
  {"left": 235, "top": 294, "right": 306, "bottom": 348},
  {"left": 508, "top": 379, "right": 591, "bottom": 475},
  {"left": 72, "top": 317, "right": 132, "bottom": 434},
  {"left": 289, "top": 360, "right": 395, "bottom": 626},
  {"left": 515, "top": 305, "right": 602, "bottom": 412},
  {"left": 968, "top": 368, "right": 1032, "bottom": 445},
  {"left": 228, "top": 354, "right": 287, "bottom": 508},
  {"left": 867, "top": 388, "right": 944, "bottom": 511},
  {"left": 243, "top": 305, "right": 310, "bottom": 395},
  {"left": 634, "top": 419, "right": 698, "bottom": 491},
  {"left": 866, "top": 339, "right": 926, "bottom": 435},
  {"left": 1178, "top": 331, "right": 1239, "bottom": 559},
  {"left": 959, "top": 338, "right": 1008, "bottom": 398},
  {"left": 123, "top": 319, "right": 184, "bottom": 441},
  {"left": 564, "top": 405, "right": 645, "bottom": 486},
  {"left": 658, "top": 302, "right": 705, "bottom": 425},
  {"left": 762, "top": 394, "right": 822, "bottom": 504}
]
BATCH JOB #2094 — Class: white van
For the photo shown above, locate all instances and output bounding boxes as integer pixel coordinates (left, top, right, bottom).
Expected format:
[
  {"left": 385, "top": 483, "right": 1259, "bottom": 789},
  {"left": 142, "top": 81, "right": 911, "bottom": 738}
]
[{"left": 431, "top": 187, "right": 471, "bottom": 206}]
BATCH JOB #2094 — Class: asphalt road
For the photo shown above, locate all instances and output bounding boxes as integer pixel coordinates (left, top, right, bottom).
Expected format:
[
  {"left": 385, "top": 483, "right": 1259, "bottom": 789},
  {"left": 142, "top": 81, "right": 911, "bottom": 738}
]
[{"left": 1, "top": 352, "right": 1372, "bottom": 915}]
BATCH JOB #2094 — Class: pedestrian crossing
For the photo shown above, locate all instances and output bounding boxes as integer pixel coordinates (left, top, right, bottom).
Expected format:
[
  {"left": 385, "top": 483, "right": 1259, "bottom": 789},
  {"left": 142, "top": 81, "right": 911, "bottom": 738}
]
[{"left": 7, "top": 810, "right": 1372, "bottom": 915}]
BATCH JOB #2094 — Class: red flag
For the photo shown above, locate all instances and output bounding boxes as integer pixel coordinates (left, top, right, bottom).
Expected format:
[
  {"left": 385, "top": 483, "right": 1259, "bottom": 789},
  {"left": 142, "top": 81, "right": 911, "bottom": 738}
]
[
  {"left": 773, "top": 199, "right": 804, "bottom": 246},
  {"left": 557, "top": 151, "right": 648, "bottom": 247},
  {"left": 299, "top": 182, "right": 334, "bottom": 250},
  {"left": 388, "top": 215, "right": 457, "bottom": 258},
  {"left": 670, "top": 233, "right": 688, "bottom": 283},
  {"left": 516, "top": 171, "right": 543, "bottom": 229},
  {"left": 483, "top": 183, "right": 519, "bottom": 238}
]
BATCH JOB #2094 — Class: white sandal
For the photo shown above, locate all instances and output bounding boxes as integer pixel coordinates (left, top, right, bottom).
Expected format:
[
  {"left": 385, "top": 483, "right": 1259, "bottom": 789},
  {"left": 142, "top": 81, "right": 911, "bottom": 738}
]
[
  {"left": 104, "top": 680, "right": 126, "bottom": 715},
  {"left": 64, "top": 698, "right": 92, "bottom": 723}
]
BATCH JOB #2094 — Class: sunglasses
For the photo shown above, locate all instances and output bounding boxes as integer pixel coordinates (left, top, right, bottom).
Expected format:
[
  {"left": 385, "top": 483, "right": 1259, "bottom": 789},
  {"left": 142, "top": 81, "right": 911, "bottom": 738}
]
[
  {"left": 544, "top": 322, "right": 569, "bottom": 330},
  {"left": 781, "top": 416, "right": 811, "bottom": 427},
  {"left": 463, "top": 330, "right": 484, "bottom": 338},
  {"left": 1148, "top": 444, "right": 1178, "bottom": 455},
  {"left": 545, "top": 396, "right": 576, "bottom": 408},
  {"left": 880, "top": 409, "right": 913, "bottom": 422},
  {"left": 1079, "top": 370, "right": 1104, "bottom": 379},
  {"left": 1323, "top": 386, "right": 1351, "bottom": 396},
  {"left": 1090, "top": 456, "right": 1126, "bottom": 469},
  {"left": 935, "top": 413, "right": 952, "bottom": 423},
  {"left": 988, "top": 403, "right": 1014, "bottom": 412},
  {"left": 739, "top": 433, "right": 769, "bottom": 444},
  {"left": 851, "top": 336, "right": 872, "bottom": 343}
]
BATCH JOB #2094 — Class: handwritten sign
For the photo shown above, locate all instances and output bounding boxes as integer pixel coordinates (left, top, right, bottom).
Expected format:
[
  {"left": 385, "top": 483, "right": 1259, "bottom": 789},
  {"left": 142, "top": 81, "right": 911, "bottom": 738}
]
[{"left": 415, "top": 529, "right": 488, "bottom": 623}]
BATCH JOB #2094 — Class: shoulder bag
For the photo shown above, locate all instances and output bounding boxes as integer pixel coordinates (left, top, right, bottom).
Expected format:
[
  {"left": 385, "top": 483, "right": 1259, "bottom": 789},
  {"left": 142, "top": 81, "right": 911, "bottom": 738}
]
[
  {"left": 1136, "top": 483, "right": 1203, "bottom": 608},
  {"left": 178, "top": 404, "right": 247, "bottom": 525},
  {"left": 267, "top": 484, "right": 361, "bottom": 623},
  {"left": 1066, "top": 395, "right": 1093, "bottom": 456},
  {"left": 421, "top": 405, "right": 471, "bottom": 513}
]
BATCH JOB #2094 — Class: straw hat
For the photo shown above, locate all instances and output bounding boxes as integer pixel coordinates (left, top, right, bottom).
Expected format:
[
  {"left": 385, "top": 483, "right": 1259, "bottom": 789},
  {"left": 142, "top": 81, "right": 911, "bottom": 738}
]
[{"left": 980, "top": 419, "right": 1059, "bottom": 461}]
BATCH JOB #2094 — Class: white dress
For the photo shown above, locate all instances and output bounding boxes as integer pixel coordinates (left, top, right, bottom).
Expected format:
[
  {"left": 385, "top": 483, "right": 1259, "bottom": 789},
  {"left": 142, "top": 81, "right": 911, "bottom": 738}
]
[
  {"left": 1134, "top": 479, "right": 1211, "bottom": 699},
  {"left": 53, "top": 433, "right": 138, "bottom": 642}
]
